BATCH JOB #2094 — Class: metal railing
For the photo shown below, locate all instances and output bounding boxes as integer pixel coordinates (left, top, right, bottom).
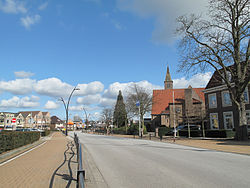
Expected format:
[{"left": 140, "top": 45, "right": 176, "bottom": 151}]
[{"left": 74, "top": 133, "right": 85, "bottom": 188}]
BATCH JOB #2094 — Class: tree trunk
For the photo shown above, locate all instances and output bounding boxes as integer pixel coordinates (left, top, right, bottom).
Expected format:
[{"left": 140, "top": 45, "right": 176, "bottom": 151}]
[
  {"left": 141, "top": 114, "right": 144, "bottom": 137},
  {"left": 235, "top": 101, "right": 248, "bottom": 141}
]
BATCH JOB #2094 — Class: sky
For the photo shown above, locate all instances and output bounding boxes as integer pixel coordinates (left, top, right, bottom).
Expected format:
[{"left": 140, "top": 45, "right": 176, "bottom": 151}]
[{"left": 0, "top": 0, "right": 212, "bottom": 120}]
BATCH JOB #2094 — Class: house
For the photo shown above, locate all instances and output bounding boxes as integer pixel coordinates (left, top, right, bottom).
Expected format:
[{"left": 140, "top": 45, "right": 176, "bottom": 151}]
[
  {"left": 18, "top": 111, "right": 51, "bottom": 128},
  {"left": 15, "top": 113, "right": 25, "bottom": 128},
  {"left": 42, "top": 112, "right": 51, "bottom": 129},
  {"left": 203, "top": 69, "right": 250, "bottom": 130},
  {"left": 18, "top": 111, "right": 34, "bottom": 128},
  {"left": 0, "top": 112, "right": 16, "bottom": 129},
  {"left": 50, "top": 116, "right": 65, "bottom": 130},
  {"left": 151, "top": 66, "right": 206, "bottom": 129}
]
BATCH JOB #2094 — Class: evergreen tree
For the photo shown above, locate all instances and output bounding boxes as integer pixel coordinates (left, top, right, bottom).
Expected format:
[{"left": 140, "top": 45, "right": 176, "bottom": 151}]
[{"left": 113, "top": 90, "right": 127, "bottom": 128}]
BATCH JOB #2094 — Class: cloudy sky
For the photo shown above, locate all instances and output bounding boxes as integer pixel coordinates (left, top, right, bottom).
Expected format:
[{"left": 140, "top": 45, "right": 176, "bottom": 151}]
[{"left": 0, "top": 0, "right": 211, "bottom": 120}]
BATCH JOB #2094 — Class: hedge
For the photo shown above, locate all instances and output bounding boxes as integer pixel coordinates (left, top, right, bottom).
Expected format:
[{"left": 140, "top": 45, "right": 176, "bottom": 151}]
[
  {"left": 158, "top": 127, "right": 173, "bottom": 136},
  {"left": 178, "top": 129, "right": 235, "bottom": 138},
  {"left": 178, "top": 130, "right": 202, "bottom": 137},
  {"left": 0, "top": 131, "right": 40, "bottom": 154},
  {"left": 205, "top": 130, "right": 235, "bottom": 138},
  {"left": 41, "top": 130, "right": 51, "bottom": 137},
  {"left": 112, "top": 124, "right": 147, "bottom": 135}
]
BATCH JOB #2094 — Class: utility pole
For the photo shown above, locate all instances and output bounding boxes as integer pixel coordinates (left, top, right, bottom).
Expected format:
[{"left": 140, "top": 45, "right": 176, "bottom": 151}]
[
  {"left": 136, "top": 101, "right": 141, "bottom": 138},
  {"left": 173, "top": 91, "right": 176, "bottom": 142}
]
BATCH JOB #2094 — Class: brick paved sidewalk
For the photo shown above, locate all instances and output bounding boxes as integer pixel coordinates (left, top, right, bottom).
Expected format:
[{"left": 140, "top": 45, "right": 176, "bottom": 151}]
[{"left": 0, "top": 132, "right": 77, "bottom": 188}]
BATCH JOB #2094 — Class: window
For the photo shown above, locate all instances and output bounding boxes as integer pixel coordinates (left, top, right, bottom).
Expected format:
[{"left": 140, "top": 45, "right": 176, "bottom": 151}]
[
  {"left": 243, "top": 87, "right": 249, "bottom": 103},
  {"left": 210, "top": 113, "right": 219, "bottom": 129},
  {"left": 223, "top": 111, "right": 234, "bottom": 129},
  {"left": 208, "top": 93, "right": 217, "bottom": 108},
  {"left": 246, "top": 110, "right": 250, "bottom": 125},
  {"left": 222, "top": 91, "right": 232, "bottom": 107}
]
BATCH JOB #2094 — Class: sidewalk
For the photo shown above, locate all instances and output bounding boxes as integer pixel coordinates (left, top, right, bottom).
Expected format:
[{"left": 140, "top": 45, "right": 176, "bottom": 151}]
[{"left": 0, "top": 132, "right": 77, "bottom": 188}]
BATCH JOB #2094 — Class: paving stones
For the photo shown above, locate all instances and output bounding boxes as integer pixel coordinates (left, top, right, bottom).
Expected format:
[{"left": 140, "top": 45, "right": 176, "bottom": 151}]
[{"left": 0, "top": 132, "right": 77, "bottom": 188}]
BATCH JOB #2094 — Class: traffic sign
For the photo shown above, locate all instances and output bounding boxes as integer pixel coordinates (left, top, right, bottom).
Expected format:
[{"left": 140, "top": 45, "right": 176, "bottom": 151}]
[{"left": 12, "top": 118, "right": 16, "bottom": 123}]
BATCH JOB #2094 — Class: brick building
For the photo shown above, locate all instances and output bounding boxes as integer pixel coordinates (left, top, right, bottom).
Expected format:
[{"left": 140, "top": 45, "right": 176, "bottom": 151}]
[
  {"left": 151, "top": 66, "right": 205, "bottom": 128},
  {"left": 203, "top": 69, "right": 250, "bottom": 130}
]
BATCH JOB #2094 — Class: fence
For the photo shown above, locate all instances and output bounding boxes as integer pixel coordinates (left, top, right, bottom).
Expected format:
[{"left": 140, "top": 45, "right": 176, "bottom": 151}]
[{"left": 74, "top": 133, "right": 85, "bottom": 188}]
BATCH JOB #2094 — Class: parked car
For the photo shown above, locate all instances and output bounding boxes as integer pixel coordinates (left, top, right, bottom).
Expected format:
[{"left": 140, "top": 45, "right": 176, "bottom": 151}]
[{"left": 177, "top": 124, "right": 201, "bottom": 131}]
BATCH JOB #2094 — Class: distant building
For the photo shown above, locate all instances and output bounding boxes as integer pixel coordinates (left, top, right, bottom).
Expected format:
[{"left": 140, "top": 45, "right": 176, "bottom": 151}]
[
  {"left": 50, "top": 116, "right": 65, "bottom": 130},
  {"left": 18, "top": 111, "right": 51, "bottom": 129},
  {"left": 0, "top": 112, "right": 16, "bottom": 130},
  {"left": 151, "top": 66, "right": 206, "bottom": 129},
  {"left": 0, "top": 111, "right": 51, "bottom": 130}
]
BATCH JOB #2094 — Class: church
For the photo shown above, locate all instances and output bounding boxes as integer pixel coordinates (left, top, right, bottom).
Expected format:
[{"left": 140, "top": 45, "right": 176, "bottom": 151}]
[{"left": 151, "top": 66, "right": 206, "bottom": 128}]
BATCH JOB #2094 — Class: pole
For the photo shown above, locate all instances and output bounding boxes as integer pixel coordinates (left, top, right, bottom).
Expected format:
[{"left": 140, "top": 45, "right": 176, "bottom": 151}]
[
  {"left": 59, "top": 86, "right": 80, "bottom": 136},
  {"left": 139, "top": 106, "right": 141, "bottom": 138},
  {"left": 173, "top": 91, "right": 176, "bottom": 142}
]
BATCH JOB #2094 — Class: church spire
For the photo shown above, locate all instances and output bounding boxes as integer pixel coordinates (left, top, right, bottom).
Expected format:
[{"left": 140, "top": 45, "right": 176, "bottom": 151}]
[{"left": 164, "top": 66, "right": 173, "bottom": 89}]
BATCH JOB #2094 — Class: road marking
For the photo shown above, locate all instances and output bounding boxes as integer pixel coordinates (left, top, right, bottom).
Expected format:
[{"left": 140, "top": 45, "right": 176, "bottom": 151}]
[{"left": 0, "top": 141, "right": 47, "bottom": 167}]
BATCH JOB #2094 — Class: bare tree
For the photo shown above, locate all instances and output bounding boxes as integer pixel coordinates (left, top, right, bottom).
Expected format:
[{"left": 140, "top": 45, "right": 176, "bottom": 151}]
[
  {"left": 126, "top": 84, "right": 152, "bottom": 136},
  {"left": 101, "top": 108, "right": 113, "bottom": 134},
  {"left": 176, "top": 0, "right": 249, "bottom": 140}
]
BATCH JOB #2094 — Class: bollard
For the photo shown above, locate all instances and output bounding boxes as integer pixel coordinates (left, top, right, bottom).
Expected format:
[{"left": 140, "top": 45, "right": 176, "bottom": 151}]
[{"left": 149, "top": 134, "right": 151, "bottom": 140}]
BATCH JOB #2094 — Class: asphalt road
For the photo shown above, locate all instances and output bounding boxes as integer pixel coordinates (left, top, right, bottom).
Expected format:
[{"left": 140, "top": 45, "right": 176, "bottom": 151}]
[{"left": 72, "top": 132, "right": 250, "bottom": 188}]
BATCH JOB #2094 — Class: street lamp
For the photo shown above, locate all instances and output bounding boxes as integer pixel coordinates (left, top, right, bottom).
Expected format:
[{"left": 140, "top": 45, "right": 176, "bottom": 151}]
[
  {"left": 82, "top": 107, "right": 90, "bottom": 129},
  {"left": 59, "top": 86, "right": 80, "bottom": 136}
]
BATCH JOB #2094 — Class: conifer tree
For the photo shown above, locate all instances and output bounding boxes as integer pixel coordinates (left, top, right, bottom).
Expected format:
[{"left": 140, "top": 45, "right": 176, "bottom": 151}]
[{"left": 113, "top": 90, "right": 127, "bottom": 128}]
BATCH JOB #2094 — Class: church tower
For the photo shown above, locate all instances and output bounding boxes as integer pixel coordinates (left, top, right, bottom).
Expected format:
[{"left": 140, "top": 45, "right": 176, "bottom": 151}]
[{"left": 164, "top": 66, "right": 173, "bottom": 89}]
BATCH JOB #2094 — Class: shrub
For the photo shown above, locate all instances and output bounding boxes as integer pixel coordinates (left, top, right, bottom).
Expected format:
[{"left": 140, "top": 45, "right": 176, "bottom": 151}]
[
  {"left": 0, "top": 131, "right": 40, "bottom": 154},
  {"left": 41, "top": 130, "right": 51, "bottom": 137},
  {"left": 112, "top": 124, "right": 147, "bottom": 135},
  {"left": 178, "top": 130, "right": 202, "bottom": 137},
  {"left": 158, "top": 127, "right": 173, "bottom": 136},
  {"left": 205, "top": 130, "right": 235, "bottom": 138},
  {"left": 113, "top": 126, "right": 127, "bottom": 134}
]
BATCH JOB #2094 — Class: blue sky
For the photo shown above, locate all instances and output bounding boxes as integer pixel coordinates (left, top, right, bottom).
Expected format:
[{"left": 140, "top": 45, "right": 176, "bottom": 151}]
[{"left": 0, "top": 0, "right": 211, "bottom": 120}]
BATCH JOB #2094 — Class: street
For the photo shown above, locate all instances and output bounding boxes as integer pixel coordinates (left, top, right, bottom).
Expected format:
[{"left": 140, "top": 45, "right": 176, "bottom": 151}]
[{"left": 71, "top": 132, "right": 250, "bottom": 188}]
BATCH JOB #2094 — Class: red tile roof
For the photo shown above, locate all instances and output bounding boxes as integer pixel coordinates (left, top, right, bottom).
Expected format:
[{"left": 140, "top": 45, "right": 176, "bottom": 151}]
[{"left": 152, "top": 88, "right": 205, "bottom": 115}]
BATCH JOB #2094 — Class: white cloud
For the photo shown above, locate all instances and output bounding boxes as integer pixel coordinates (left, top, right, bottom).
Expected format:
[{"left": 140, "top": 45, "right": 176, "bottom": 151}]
[
  {"left": 0, "top": 0, "right": 27, "bottom": 14},
  {"left": 99, "top": 98, "right": 116, "bottom": 107},
  {"left": 0, "top": 95, "right": 40, "bottom": 108},
  {"left": 14, "top": 71, "right": 34, "bottom": 78},
  {"left": 0, "top": 78, "right": 35, "bottom": 95},
  {"left": 34, "top": 77, "right": 73, "bottom": 97},
  {"left": 117, "top": 0, "right": 209, "bottom": 43},
  {"left": 103, "top": 80, "right": 162, "bottom": 99},
  {"left": 173, "top": 72, "right": 212, "bottom": 89},
  {"left": 76, "top": 81, "right": 104, "bottom": 96},
  {"left": 34, "top": 78, "right": 104, "bottom": 98},
  {"left": 44, "top": 100, "right": 60, "bottom": 110},
  {"left": 20, "top": 14, "right": 41, "bottom": 29},
  {"left": 77, "top": 94, "right": 102, "bottom": 105},
  {"left": 38, "top": 2, "right": 48, "bottom": 10}
]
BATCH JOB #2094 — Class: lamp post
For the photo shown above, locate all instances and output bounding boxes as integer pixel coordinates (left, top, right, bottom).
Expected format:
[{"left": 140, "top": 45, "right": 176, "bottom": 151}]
[
  {"left": 59, "top": 86, "right": 80, "bottom": 136},
  {"left": 82, "top": 107, "right": 90, "bottom": 129}
]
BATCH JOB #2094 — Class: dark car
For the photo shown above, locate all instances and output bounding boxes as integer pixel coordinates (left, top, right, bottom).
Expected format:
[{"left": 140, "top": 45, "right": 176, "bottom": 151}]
[{"left": 177, "top": 124, "right": 201, "bottom": 131}]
